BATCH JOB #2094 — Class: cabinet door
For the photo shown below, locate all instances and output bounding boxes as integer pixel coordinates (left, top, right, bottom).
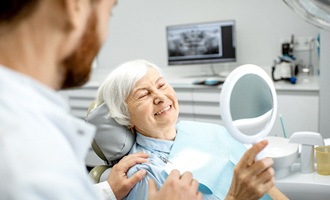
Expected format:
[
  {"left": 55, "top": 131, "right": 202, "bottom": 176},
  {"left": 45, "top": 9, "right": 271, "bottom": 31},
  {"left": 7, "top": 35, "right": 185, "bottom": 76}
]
[
  {"left": 270, "top": 91, "right": 319, "bottom": 138},
  {"left": 174, "top": 87, "right": 194, "bottom": 121},
  {"left": 174, "top": 86, "right": 223, "bottom": 124},
  {"left": 192, "top": 88, "right": 222, "bottom": 124}
]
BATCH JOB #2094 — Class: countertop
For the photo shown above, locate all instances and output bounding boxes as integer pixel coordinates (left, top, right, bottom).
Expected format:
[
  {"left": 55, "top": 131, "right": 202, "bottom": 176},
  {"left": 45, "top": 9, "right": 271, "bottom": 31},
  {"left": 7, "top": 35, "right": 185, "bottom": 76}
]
[
  {"left": 273, "top": 76, "right": 319, "bottom": 92},
  {"left": 166, "top": 75, "right": 319, "bottom": 92}
]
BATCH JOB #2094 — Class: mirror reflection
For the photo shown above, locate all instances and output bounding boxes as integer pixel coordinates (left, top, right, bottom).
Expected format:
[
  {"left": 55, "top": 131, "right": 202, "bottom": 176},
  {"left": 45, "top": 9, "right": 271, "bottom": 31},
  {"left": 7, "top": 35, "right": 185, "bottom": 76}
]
[{"left": 230, "top": 74, "right": 274, "bottom": 136}]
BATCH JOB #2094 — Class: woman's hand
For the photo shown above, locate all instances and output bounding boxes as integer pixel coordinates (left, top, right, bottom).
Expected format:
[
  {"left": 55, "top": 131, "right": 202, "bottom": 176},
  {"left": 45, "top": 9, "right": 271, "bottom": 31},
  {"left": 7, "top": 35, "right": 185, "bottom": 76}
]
[
  {"left": 148, "top": 170, "right": 202, "bottom": 200},
  {"left": 107, "top": 152, "right": 149, "bottom": 200},
  {"left": 226, "top": 140, "right": 275, "bottom": 200}
]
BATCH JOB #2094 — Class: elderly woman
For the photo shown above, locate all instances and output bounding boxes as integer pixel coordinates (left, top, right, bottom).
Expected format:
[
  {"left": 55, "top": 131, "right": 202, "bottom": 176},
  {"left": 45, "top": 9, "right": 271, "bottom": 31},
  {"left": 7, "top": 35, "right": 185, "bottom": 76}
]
[{"left": 95, "top": 60, "right": 279, "bottom": 200}]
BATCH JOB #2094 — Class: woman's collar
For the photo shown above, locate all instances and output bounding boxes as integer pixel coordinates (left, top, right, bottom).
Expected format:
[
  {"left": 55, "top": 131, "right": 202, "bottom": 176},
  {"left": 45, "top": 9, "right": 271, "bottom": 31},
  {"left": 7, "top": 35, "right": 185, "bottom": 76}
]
[{"left": 136, "top": 132, "right": 174, "bottom": 153}]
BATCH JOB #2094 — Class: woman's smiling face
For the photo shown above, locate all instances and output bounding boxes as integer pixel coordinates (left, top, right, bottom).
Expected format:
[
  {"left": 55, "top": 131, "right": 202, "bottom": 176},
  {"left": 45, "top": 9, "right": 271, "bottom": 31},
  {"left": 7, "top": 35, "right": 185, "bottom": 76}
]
[{"left": 126, "top": 68, "right": 179, "bottom": 140}]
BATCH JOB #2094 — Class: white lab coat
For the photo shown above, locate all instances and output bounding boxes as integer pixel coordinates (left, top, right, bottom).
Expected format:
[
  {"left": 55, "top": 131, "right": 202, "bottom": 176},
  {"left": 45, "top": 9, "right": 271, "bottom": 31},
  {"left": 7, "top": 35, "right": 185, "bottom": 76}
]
[{"left": 0, "top": 66, "right": 115, "bottom": 200}]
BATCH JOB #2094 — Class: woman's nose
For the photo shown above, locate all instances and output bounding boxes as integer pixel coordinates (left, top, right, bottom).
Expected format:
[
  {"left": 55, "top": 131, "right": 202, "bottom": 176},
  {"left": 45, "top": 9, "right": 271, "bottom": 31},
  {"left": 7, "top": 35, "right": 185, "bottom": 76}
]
[{"left": 153, "top": 92, "right": 165, "bottom": 104}]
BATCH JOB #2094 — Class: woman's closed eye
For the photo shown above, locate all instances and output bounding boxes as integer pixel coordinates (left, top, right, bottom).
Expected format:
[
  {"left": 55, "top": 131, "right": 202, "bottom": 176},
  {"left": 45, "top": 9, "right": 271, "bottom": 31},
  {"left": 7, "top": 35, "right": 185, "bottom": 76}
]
[
  {"left": 137, "top": 91, "right": 149, "bottom": 99},
  {"left": 158, "top": 82, "right": 167, "bottom": 89}
]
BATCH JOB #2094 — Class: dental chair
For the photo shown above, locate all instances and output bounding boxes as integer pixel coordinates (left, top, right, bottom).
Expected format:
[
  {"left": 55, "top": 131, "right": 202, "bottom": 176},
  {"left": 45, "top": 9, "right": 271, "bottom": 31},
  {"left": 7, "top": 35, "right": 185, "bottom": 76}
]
[{"left": 85, "top": 101, "right": 135, "bottom": 183}]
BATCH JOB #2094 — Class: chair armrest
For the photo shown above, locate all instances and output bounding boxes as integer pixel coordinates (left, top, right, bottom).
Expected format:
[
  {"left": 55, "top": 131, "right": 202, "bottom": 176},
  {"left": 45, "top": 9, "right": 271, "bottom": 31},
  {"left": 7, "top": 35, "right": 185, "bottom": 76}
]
[{"left": 89, "top": 165, "right": 110, "bottom": 183}]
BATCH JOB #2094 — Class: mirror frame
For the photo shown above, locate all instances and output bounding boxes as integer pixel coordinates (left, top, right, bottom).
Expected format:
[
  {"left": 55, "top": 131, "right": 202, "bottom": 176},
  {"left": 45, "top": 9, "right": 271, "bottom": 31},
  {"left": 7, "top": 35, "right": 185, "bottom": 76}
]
[{"left": 220, "top": 64, "right": 278, "bottom": 144}]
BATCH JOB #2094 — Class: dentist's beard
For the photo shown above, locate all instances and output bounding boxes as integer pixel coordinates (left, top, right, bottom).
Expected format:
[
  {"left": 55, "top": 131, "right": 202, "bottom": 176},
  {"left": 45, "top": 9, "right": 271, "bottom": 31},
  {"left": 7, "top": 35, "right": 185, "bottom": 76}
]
[{"left": 60, "top": 10, "right": 101, "bottom": 89}]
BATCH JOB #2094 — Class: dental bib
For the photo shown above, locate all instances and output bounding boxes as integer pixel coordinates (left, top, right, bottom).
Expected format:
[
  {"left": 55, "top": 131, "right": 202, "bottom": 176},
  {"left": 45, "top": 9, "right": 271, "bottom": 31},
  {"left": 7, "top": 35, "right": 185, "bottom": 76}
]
[{"left": 163, "top": 121, "right": 271, "bottom": 199}]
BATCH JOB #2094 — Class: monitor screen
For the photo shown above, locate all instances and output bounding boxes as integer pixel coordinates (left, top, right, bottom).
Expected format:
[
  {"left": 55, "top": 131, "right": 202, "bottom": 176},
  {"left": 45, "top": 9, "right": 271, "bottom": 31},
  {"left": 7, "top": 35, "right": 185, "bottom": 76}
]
[{"left": 166, "top": 20, "right": 236, "bottom": 66}]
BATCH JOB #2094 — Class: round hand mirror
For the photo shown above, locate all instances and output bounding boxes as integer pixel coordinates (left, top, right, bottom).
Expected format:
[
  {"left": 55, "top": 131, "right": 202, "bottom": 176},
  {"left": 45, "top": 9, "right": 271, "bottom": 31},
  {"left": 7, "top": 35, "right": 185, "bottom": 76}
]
[{"left": 220, "top": 64, "right": 277, "bottom": 160}]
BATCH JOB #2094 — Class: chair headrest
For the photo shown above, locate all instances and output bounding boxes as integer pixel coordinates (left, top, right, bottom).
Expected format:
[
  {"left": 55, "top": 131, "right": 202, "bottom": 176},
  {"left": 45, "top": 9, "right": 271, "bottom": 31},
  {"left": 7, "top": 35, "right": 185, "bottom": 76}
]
[{"left": 86, "top": 102, "right": 135, "bottom": 163}]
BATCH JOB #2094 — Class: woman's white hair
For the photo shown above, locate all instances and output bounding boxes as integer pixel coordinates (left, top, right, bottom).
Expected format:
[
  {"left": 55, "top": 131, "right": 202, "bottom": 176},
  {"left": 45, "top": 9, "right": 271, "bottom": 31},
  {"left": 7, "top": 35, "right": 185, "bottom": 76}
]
[{"left": 95, "top": 59, "right": 163, "bottom": 127}]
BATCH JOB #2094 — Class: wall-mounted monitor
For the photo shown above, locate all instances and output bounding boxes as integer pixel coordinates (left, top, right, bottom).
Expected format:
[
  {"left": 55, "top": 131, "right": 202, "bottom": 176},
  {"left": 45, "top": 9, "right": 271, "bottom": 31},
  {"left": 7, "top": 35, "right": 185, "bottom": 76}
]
[{"left": 166, "top": 20, "right": 236, "bottom": 66}]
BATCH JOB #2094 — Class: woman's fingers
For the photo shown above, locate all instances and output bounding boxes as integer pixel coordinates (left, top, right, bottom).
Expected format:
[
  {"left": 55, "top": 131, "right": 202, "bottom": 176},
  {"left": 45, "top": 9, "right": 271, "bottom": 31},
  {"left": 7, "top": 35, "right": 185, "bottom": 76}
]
[
  {"left": 227, "top": 140, "right": 276, "bottom": 200},
  {"left": 239, "top": 140, "right": 269, "bottom": 167},
  {"left": 255, "top": 165, "right": 275, "bottom": 185},
  {"left": 250, "top": 157, "right": 274, "bottom": 177}
]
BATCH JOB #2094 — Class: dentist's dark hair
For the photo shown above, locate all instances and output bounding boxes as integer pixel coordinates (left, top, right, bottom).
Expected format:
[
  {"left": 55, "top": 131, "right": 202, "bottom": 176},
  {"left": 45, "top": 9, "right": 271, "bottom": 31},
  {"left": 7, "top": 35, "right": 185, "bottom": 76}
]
[{"left": 0, "top": 0, "right": 40, "bottom": 24}]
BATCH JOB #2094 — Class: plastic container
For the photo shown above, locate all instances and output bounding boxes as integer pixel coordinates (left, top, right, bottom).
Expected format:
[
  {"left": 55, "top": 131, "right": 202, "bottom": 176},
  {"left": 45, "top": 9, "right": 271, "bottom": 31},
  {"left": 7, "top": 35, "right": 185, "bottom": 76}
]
[
  {"left": 266, "top": 136, "right": 299, "bottom": 179},
  {"left": 315, "top": 146, "right": 330, "bottom": 175}
]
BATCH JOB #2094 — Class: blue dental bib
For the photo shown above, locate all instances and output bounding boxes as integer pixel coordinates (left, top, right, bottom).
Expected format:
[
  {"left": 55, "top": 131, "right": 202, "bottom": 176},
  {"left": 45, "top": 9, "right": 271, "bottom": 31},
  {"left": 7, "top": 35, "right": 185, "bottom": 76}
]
[{"left": 163, "top": 121, "right": 271, "bottom": 200}]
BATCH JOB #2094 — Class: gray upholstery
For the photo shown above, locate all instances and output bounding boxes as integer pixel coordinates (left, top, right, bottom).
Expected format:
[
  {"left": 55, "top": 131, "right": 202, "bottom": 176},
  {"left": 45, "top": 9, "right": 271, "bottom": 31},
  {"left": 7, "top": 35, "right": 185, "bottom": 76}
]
[{"left": 86, "top": 102, "right": 135, "bottom": 165}]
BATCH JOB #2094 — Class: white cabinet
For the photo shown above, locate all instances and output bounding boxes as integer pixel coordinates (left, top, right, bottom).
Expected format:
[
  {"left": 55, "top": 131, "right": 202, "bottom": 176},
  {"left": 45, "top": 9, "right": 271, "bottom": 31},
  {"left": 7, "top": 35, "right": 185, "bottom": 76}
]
[
  {"left": 172, "top": 77, "right": 320, "bottom": 138},
  {"left": 271, "top": 90, "right": 319, "bottom": 138},
  {"left": 174, "top": 85, "right": 223, "bottom": 125},
  {"left": 173, "top": 87, "right": 194, "bottom": 121},
  {"left": 58, "top": 84, "right": 98, "bottom": 119},
  {"left": 270, "top": 77, "right": 319, "bottom": 138}
]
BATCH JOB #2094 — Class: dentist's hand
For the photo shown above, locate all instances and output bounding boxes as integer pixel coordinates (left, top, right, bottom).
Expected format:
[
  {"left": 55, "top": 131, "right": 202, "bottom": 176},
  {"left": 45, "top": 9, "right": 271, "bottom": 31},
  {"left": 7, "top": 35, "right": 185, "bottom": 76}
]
[
  {"left": 107, "top": 152, "right": 149, "bottom": 200},
  {"left": 148, "top": 170, "right": 202, "bottom": 200},
  {"left": 225, "top": 140, "right": 275, "bottom": 200}
]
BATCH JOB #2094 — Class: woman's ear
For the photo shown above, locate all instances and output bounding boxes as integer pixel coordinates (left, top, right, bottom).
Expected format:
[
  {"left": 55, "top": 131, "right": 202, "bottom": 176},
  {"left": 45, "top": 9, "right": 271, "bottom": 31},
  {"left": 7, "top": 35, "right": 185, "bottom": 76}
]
[{"left": 129, "top": 126, "right": 135, "bottom": 134}]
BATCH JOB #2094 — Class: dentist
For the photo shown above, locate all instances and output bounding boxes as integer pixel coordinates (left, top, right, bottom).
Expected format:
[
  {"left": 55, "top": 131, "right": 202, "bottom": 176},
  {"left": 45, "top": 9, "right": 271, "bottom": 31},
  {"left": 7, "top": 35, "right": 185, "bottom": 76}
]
[{"left": 0, "top": 1, "right": 201, "bottom": 200}]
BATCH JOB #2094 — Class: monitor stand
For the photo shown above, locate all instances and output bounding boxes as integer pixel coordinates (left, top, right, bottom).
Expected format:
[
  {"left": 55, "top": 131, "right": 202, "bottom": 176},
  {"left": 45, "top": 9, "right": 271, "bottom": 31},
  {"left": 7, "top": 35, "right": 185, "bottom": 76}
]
[
  {"left": 209, "top": 64, "right": 230, "bottom": 78},
  {"left": 183, "top": 64, "right": 229, "bottom": 79},
  {"left": 218, "top": 71, "right": 230, "bottom": 78}
]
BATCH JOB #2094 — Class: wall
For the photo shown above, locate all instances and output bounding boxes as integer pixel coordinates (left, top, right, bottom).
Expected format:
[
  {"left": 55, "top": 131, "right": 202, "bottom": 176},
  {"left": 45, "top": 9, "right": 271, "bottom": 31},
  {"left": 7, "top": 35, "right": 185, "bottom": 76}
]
[
  {"left": 91, "top": 0, "right": 320, "bottom": 82},
  {"left": 319, "top": 30, "right": 330, "bottom": 138}
]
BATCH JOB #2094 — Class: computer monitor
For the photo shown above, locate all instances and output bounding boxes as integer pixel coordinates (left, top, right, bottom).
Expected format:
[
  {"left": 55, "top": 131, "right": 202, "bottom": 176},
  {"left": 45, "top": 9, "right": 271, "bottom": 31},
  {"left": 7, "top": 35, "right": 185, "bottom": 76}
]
[{"left": 166, "top": 20, "right": 236, "bottom": 66}]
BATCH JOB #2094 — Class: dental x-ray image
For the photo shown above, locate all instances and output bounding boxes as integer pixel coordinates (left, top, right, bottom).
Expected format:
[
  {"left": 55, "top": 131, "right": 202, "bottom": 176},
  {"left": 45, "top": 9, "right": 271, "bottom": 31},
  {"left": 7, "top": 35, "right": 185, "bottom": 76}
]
[
  {"left": 166, "top": 20, "right": 236, "bottom": 65},
  {"left": 167, "top": 27, "right": 222, "bottom": 57}
]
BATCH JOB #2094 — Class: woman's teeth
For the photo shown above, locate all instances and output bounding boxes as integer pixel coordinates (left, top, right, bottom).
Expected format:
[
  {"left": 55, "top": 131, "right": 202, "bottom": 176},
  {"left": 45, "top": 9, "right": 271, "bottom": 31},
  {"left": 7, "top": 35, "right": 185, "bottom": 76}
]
[{"left": 155, "top": 106, "right": 171, "bottom": 115}]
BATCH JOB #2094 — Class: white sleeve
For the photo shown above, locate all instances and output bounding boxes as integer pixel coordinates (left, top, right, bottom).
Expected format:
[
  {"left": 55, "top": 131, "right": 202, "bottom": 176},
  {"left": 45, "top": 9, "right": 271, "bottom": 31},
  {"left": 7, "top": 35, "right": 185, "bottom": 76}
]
[{"left": 94, "top": 181, "right": 117, "bottom": 200}]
